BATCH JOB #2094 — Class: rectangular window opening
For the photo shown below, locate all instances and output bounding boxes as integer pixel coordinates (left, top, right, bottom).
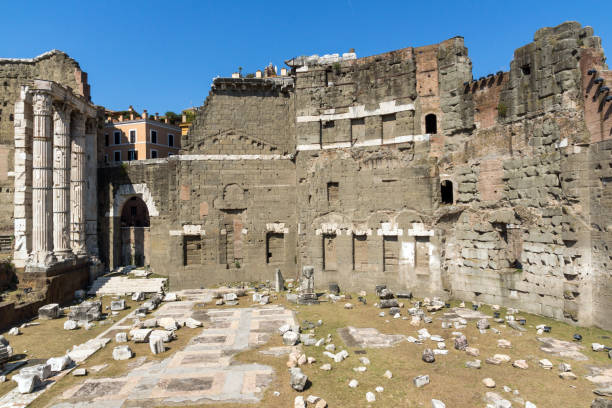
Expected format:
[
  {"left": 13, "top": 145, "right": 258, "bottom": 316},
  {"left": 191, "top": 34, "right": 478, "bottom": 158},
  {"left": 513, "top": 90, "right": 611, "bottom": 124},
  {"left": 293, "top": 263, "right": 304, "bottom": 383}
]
[
  {"left": 415, "top": 236, "right": 430, "bottom": 272},
  {"left": 151, "top": 130, "right": 158, "bottom": 144},
  {"left": 352, "top": 234, "right": 368, "bottom": 271},
  {"left": 382, "top": 113, "right": 396, "bottom": 141},
  {"left": 383, "top": 235, "right": 399, "bottom": 272},
  {"left": 114, "top": 131, "right": 121, "bottom": 145},
  {"left": 266, "top": 232, "right": 285, "bottom": 264},
  {"left": 183, "top": 235, "right": 202, "bottom": 266},
  {"left": 327, "top": 182, "right": 339, "bottom": 204},
  {"left": 323, "top": 233, "right": 337, "bottom": 271}
]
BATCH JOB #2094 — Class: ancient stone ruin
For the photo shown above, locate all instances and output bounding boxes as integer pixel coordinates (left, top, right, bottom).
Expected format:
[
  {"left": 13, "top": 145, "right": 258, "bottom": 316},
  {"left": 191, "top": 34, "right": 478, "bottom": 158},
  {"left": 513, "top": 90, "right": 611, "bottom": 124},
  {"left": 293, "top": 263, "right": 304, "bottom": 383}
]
[{"left": 2, "top": 21, "right": 612, "bottom": 332}]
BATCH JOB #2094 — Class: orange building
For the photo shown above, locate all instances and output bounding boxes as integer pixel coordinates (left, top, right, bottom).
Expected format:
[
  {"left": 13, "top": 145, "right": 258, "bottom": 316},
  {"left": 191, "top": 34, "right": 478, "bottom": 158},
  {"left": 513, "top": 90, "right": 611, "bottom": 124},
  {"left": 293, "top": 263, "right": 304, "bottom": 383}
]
[{"left": 102, "top": 108, "right": 180, "bottom": 163}]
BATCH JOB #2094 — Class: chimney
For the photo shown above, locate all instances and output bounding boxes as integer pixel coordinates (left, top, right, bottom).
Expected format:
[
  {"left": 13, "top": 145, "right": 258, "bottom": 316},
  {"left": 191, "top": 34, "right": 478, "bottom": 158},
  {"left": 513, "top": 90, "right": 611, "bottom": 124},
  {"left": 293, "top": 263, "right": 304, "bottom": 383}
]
[
  {"left": 154, "top": 112, "right": 159, "bottom": 120},
  {"left": 143, "top": 109, "right": 148, "bottom": 119},
  {"left": 119, "top": 114, "right": 124, "bottom": 122},
  {"left": 128, "top": 105, "right": 134, "bottom": 120},
  {"left": 164, "top": 117, "right": 168, "bottom": 124}
]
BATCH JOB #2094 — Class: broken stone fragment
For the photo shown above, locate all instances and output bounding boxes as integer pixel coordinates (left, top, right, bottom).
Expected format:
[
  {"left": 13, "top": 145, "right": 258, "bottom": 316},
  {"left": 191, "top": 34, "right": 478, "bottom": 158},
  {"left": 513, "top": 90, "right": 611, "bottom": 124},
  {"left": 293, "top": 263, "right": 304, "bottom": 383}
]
[
  {"left": 20, "top": 363, "right": 51, "bottom": 380},
  {"left": 482, "top": 377, "right": 496, "bottom": 388},
  {"left": 110, "top": 300, "right": 126, "bottom": 311},
  {"left": 142, "top": 318, "right": 157, "bottom": 328},
  {"left": 72, "top": 368, "right": 87, "bottom": 376},
  {"left": 497, "top": 339, "right": 512, "bottom": 349},
  {"left": 129, "top": 328, "right": 152, "bottom": 343},
  {"left": 223, "top": 293, "right": 238, "bottom": 302},
  {"left": 149, "top": 336, "right": 165, "bottom": 354},
  {"left": 559, "top": 371, "right": 577, "bottom": 380},
  {"left": 64, "top": 320, "right": 78, "bottom": 330},
  {"left": 68, "top": 301, "right": 102, "bottom": 322},
  {"left": 47, "top": 355, "right": 73, "bottom": 372},
  {"left": 383, "top": 370, "right": 392, "bottom": 379},
  {"left": 112, "top": 345, "right": 133, "bottom": 360},
  {"left": 283, "top": 331, "right": 300, "bottom": 346},
  {"left": 157, "top": 317, "right": 179, "bottom": 331},
  {"left": 289, "top": 367, "right": 308, "bottom": 391},
  {"left": 413, "top": 374, "right": 429, "bottom": 388},
  {"left": 454, "top": 335, "right": 468, "bottom": 350},
  {"left": 476, "top": 318, "right": 490, "bottom": 330},
  {"left": 294, "top": 395, "right": 305, "bottom": 408},
  {"left": 366, "top": 391, "right": 376, "bottom": 402},
  {"left": 38, "top": 303, "right": 61, "bottom": 320},
  {"left": 8, "top": 327, "right": 20, "bottom": 336},
  {"left": 378, "top": 288, "right": 394, "bottom": 300},
  {"left": 185, "top": 318, "right": 203, "bottom": 328},
  {"left": 513, "top": 360, "right": 529, "bottom": 369},
  {"left": 163, "top": 292, "right": 178, "bottom": 302},
  {"left": 150, "top": 330, "right": 176, "bottom": 343},
  {"left": 465, "top": 359, "right": 481, "bottom": 369},
  {"left": 431, "top": 399, "right": 446, "bottom": 408},
  {"left": 348, "top": 379, "right": 359, "bottom": 388},
  {"left": 539, "top": 359, "right": 553, "bottom": 369},
  {"left": 13, "top": 373, "right": 41, "bottom": 394},
  {"left": 115, "top": 332, "right": 128, "bottom": 342},
  {"left": 422, "top": 348, "right": 435, "bottom": 363},
  {"left": 132, "top": 292, "right": 145, "bottom": 301}
]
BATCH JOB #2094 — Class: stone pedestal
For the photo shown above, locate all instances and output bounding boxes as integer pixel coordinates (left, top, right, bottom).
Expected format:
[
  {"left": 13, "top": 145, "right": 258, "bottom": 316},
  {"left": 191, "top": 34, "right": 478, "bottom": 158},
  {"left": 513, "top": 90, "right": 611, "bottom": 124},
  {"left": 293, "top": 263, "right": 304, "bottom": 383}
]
[{"left": 297, "top": 265, "right": 319, "bottom": 304}]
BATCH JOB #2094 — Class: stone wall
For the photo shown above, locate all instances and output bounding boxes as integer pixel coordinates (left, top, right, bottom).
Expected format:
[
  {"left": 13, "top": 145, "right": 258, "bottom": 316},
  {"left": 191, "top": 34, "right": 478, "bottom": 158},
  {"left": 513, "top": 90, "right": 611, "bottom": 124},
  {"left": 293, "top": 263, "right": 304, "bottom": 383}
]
[
  {"left": 98, "top": 22, "right": 612, "bottom": 330},
  {"left": 0, "top": 50, "right": 91, "bottom": 235}
]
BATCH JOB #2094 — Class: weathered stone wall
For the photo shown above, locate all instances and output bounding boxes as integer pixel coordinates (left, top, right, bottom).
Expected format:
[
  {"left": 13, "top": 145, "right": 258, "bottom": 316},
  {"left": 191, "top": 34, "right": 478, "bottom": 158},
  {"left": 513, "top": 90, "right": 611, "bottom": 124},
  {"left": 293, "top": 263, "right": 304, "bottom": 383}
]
[
  {"left": 446, "top": 21, "right": 605, "bottom": 327},
  {"left": 97, "top": 21, "right": 612, "bottom": 329},
  {"left": 0, "top": 50, "right": 90, "bottom": 235},
  {"left": 183, "top": 78, "right": 295, "bottom": 154}
]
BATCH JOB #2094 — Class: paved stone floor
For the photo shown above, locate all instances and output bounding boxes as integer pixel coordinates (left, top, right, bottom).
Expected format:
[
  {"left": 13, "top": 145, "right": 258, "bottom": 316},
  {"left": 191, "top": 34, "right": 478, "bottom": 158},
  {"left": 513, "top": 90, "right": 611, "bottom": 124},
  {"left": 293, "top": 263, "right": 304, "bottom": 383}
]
[
  {"left": 50, "top": 292, "right": 296, "bottom": 407},
  {"left": 337, "top": 326, "right": 406, "bottom": 348}
]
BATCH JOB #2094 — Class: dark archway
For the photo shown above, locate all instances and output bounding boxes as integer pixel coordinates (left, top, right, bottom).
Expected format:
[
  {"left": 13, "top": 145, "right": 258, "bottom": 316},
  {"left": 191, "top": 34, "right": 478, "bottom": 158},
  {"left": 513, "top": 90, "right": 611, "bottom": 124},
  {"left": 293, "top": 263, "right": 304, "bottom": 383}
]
[
  {"left": 441, "top": 180, "right": 453, "bottom": 204},
  {"left": 120, "top": 196, "right": 150, "bottom": 266},
  {"left": 425, "top": 113, "right": 437, "bottom": 134}
]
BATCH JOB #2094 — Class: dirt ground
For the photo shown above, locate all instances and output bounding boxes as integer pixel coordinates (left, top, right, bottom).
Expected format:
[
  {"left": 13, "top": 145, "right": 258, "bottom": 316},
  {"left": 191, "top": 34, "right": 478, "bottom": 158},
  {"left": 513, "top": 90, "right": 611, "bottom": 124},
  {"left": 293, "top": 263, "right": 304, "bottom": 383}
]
[{"left": 1, "top": 291, "right": 610, "bottom": 408}]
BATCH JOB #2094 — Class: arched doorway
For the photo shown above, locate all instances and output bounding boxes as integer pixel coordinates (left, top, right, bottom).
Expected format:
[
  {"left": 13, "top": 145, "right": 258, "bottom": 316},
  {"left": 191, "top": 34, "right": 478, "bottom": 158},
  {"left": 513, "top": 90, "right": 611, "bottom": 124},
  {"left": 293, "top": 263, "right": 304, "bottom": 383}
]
[{"left": 120, "top": 196, "right": 150, "bottom": 266}]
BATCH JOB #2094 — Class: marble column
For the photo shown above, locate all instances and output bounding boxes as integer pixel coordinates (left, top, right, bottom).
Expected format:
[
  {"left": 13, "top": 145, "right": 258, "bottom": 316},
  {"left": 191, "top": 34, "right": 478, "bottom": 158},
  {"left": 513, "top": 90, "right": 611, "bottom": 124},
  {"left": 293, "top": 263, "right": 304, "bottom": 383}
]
[
  {"left": 52, "top": 104, "right": 73, "bottom": 259},
  {"left": 84, "top": 118, "right": 99, "bottom": 257},
  {"left": 31, "top": 91, "right": 54, "bottom": 266},
  {"left": 70, "top": 112, "right": 87, "bottom": 255}
]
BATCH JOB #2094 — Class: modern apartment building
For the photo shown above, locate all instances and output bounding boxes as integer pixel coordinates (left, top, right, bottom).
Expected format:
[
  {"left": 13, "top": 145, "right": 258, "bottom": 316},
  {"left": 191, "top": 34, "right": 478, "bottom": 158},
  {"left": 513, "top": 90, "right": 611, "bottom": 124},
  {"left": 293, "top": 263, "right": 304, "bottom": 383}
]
[{"left": 102, "top": 107, "right": 180, "bottom": 163}]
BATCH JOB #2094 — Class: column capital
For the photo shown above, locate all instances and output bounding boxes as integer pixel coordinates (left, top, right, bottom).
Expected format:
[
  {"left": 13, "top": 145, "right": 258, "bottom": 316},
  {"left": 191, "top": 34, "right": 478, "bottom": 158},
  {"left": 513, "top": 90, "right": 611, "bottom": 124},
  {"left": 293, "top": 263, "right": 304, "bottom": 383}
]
[
  {"left": 32, "top": 91, "right": 52, "bottom": 116},
  {"left": 53, "top": 103, "right": 73, "bottom": 123}
]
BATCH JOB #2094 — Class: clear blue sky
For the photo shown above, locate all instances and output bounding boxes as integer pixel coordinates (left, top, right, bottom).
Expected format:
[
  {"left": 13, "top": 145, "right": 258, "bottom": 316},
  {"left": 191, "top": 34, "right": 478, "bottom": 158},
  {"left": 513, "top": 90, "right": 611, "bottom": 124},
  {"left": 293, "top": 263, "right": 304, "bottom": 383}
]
[{"left": 1, "top": 1, "right": 610, "bottom": 115}]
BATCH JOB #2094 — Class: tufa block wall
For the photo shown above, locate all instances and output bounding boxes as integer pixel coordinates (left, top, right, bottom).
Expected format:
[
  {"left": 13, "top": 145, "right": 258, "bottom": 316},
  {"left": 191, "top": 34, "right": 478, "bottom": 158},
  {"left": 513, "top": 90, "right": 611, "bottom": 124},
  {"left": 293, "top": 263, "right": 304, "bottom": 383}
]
[{"left": 97, "top": 22, "right": 612, "bottom": 329}]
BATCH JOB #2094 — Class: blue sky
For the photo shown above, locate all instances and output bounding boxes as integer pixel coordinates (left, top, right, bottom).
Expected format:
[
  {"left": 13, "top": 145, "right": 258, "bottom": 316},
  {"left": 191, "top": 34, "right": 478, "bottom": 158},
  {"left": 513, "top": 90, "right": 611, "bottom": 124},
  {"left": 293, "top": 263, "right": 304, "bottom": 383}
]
[{"left": 1, "top": 1, "right": 610, "bottom": 114}]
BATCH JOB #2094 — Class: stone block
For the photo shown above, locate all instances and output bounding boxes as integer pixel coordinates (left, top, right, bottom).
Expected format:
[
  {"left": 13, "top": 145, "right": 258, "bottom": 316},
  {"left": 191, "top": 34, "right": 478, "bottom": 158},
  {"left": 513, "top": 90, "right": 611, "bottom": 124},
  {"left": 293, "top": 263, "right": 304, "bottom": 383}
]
[
  {"left": 38, "top": 303, "right": 60, "bottom": 320},
  {"left": 112, "top": 345, "right": 133, "bottom": 360}
]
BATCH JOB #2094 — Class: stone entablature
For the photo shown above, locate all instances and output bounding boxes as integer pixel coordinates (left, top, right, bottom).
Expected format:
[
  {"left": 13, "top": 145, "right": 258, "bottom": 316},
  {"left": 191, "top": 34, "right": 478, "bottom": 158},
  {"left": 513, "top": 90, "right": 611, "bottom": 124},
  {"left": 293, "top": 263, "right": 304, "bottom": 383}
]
[{"left": 13, "top": 80, "right": 98, "bottom": 269}]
